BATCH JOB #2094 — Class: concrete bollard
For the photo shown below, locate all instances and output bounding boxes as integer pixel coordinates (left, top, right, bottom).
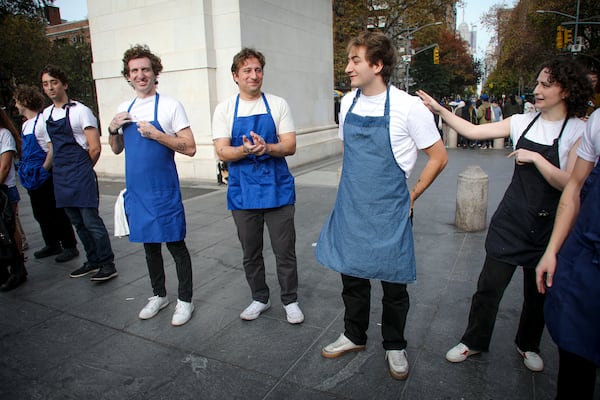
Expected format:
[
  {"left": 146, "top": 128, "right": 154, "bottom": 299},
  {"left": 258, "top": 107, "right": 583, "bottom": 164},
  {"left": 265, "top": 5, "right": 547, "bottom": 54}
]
[
  {"left": 493, "top": 137, "right": 505, "bottom": 149},
  {"left": 447, "top": 128, "right": 458, "bottom": 149},
  {"left": 456, "top": 165, "right": 488, "bottom": 232}
]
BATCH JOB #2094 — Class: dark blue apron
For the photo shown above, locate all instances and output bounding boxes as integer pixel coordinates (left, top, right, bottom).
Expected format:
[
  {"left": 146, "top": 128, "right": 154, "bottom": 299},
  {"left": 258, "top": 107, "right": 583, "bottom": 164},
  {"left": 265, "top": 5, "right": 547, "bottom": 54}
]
[
  {"left": 545, "top": 157, "right": 600, "bottom": 366},
  {"left": 46, "top": 104, "right": 98, "bottom": 208},
  {"left": 227, "top": 93, "right": 295, "bottom": 210},
  {"left": 316, "top": 87, "right": 416, "bottom": 283},
  {"left": 485, "top": 114, "right": 566, "bottom": 267},
  {"left": 122, "top": 93, "right": 186, "bottom": 243},
  {"left": 18, "top": 113, "right": 51, "bottom": 191}
]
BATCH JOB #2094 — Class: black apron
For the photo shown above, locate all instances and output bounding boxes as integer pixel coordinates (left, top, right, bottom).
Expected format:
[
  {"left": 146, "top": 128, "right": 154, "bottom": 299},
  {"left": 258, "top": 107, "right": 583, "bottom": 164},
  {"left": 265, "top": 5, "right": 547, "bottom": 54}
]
[{"left": 485, "top": 114, "right": 567, "bottom": 267}]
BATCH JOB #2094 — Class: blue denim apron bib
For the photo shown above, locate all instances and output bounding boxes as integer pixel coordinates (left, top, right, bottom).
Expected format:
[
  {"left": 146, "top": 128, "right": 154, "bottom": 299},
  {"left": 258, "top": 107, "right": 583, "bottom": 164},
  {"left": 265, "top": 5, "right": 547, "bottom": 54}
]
[
  {"left": 18, "top": 113, "right": 51, "bottom": 191},
  {"left": 46, "top": 104, "right": 98, "bottom": 208},
  {"left": 122, "top": 93, "right": 186, "bottom": 243},
  {"left": 227, "top": 93, "right": 295, "bottom": 210},
  {"left": 545, "top": 157, "right": 600, "bottom": 366},
  {"left": 316, "top": 87, "right": 416, "bottom": 283}
]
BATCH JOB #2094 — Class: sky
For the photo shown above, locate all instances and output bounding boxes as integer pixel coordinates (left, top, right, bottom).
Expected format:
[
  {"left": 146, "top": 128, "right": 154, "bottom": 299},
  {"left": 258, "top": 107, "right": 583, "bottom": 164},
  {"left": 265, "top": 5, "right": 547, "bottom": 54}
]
[
  {"left": 51, "top": 0, "right": 516, "bottom": 60},
  {"left": 52, "top": 0, "right": 87, "bottom": 21},
  {"left": 460, "top": 0, "right": 518, "bottom": 59}
]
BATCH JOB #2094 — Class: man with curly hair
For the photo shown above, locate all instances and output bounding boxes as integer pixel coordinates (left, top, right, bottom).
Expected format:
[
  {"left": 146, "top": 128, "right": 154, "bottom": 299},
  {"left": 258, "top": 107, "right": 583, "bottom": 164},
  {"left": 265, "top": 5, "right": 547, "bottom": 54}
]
[{"left": 108, "top": 45, "right": 196, "bottom": 326}]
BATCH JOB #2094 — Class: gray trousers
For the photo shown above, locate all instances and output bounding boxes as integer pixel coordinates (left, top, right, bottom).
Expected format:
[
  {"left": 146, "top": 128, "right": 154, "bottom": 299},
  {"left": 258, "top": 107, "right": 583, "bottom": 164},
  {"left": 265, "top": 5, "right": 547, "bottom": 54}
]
[{"left": 232, "top": 205, "right": 298, "bottom": 305}]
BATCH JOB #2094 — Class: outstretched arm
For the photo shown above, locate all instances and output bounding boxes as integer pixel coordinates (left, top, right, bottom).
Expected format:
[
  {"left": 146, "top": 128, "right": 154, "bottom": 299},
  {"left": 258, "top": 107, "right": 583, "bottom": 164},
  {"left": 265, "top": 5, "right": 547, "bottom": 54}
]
[{"left": 416, "top": 90, "right": 511, "bottom": 141}]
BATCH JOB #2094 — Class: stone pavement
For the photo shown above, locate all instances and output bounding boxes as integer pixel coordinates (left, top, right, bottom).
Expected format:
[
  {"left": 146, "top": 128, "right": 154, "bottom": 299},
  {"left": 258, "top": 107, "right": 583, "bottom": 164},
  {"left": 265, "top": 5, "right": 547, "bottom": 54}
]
[{"left": 1, "top": 148, "right": 599, "bottom": 400}]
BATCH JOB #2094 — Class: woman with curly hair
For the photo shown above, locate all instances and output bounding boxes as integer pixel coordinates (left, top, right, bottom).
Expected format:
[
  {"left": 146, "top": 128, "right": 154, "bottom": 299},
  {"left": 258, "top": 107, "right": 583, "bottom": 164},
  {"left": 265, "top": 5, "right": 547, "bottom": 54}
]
[{"left": 417, "top": 57, "right": 593, "bottom": 371}]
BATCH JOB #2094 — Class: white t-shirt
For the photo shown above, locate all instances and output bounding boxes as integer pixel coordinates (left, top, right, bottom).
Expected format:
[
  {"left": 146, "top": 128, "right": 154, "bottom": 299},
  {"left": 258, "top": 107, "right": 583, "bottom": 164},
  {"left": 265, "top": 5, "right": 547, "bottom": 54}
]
[
  {"left": 338, "top": 86, "right": 440, "bottom": 178},
  {"left": 21, "top": 114, "right": 51, "bottom": 153},
  {"left": 212, "top": 93, "right": 295, "bottom": 139},
  {"left": 509, "top": 113, "right": 586, "bottom": 169},
  {"left": 577, "top": 108, "right": 600, "bottom": 163},
  {"left": 116, "top": 93, "right": 190, "bottom": 136},
  {"left": 0, "top": 128, "right": 17, "bottom": 188},
  {"left": 42, "top": 100, "right": 98, "bottom": 150}
]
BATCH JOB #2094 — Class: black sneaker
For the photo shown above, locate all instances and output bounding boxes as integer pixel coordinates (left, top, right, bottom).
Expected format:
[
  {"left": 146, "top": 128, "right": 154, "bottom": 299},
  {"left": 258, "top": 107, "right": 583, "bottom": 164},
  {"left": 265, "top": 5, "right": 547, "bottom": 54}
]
[
  {"left": 34, "top": 245, "right": 62, "bottom": 259},
  {"left": 70, "top": 263, "right": 100, "bottom": 278},
  {"left": 90, "top": 265, "right": 118, "bottom": 282},
  {"left": 55, "top": 248, "right": 79, "bottom": 263},
  {"left": 0, "top": 274, "right": 27, "bottom": 291}
]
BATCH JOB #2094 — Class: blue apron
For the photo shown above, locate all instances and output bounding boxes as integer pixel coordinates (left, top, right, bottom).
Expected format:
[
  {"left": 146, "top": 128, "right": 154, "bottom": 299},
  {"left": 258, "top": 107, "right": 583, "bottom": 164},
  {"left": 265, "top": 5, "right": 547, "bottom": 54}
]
[
  {"left": 123, "top": 93, "right": 186, "bottom": 243},
  {"left": 315, "top": 87, "right": 416, "bottom": 283},
  {"left": 485, "top": 114, "right": 566, "bottom": 267},
  {"left": 545, "top": 157, "right": 600, "bottom": 366},
  {"left": 18, "top": 114, "right": 51, "bottom": 191},
  {"left": 227, "top": 93, "right": 295, "bottom": 210},
  {"left": 46, "top": 104, "right": 98, "bottom": 208}
]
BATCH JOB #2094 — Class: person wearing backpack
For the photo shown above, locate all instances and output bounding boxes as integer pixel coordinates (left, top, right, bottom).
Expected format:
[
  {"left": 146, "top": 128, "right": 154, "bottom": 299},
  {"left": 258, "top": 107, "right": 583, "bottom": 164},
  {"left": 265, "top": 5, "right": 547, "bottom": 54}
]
[
  {"left": 13, "top": 85, "right": 79, "bottom": 264},
  {"left": 0, "top": 107, "right": 27, "bottom": 291}
]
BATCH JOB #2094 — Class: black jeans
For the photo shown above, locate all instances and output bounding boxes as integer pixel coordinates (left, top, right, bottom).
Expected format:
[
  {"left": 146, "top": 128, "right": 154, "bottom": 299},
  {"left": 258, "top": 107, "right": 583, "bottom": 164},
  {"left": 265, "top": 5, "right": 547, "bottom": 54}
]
[
  {"left": 341, "top": 274, "right": 409, "bottom": 350},
  {"left": 232, "top": 205, "right": 298, "bottom": 305},
  {"left": 556, "top": 348, "right": 597, "bottom": 400},
  {"left": 28, "top": 176, "right": 77, "bottom": 249},
  {"left": 144, "top": 241, "right": 193, "bottom": 302},
  {"left": 462, "top": 255, "right": 545, "bottom": 352}
]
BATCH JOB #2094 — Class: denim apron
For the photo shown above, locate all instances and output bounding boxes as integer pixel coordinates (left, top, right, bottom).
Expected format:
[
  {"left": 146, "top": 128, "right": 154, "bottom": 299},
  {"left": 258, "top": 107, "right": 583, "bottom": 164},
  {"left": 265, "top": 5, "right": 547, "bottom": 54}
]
[
  {"left": 485, "top": 114, "right": 566, "bottom": 267},
  {"left": 18, "top": 114, "right": 51, "bottom": 191},
  {"left": 46, "top": 104, "right": 98, "bottom": 208},
  {"left": 122, "top": 93, "right": 185, "bottom": 243},
  {"left": 545, "top": 157, "right": 600, "bottom": 366},
  {"left": 227, "top": 93, "right": 295, "bottom": 210},
  {"left": 316, "top": 87, "right": 416, "bottom": 283}
]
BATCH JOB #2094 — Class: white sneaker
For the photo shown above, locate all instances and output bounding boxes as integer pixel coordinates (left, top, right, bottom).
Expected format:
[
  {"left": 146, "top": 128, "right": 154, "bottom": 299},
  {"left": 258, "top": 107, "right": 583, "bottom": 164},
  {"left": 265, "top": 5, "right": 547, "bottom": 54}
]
[
  {"left": 138, "top": 295, "right": 169, "bottom": 320},
  {"left": 171, "top": 299, "right": 194, "bottom": 326},
  {"left": 517, "top": 347, "right": 544, "bottom": 372},
  {"left": 321, "top": 333, "right": 365, "bottom": 358},
  {"left": 240, "top": 300, "right": 271, "bottom": 321},
  {"left": 283, "top": 302, "right": 304, "bottom": 324},
  {"left": 446, "top": 342, "right": 480, "bottom": 363},
  {"left": 386, "top": 350, "right": 409, "bottom": 380}
]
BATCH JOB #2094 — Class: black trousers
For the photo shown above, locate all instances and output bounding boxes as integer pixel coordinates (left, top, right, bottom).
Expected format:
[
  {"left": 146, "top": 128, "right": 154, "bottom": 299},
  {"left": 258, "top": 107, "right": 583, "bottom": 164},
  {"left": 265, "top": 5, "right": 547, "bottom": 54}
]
[
  {"left": 341, "top": 274, "right": 409, "bottom": 350},
  {"left": 462, "top": 255, "right": 545, "bottom": 352},
  {"left": 144, "top": 241, "right": 193, "bottom": 302},
  {"left": 556, "top": 348, "right": 597, "bottom": 400},
  {"left": 232, "top": 205, "right": 298, "bottom": 305},
  {"left": 28, "top": 176, "right": 77, "bottom": 249}
]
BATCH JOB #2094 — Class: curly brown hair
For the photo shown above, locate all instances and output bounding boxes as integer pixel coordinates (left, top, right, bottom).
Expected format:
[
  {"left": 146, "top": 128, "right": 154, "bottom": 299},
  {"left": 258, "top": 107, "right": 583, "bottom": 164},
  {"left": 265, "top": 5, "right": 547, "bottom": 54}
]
[
  {"left": 536, "top": 57, "right": 593, "bottom": 118},
  {"left": 13, "top": 85, "right": 47, "bottom": 113},
  {"left": 230, "top": 48, "right": 266, "bottom": 74},
  {"left": 121, "top": 44, "right": 163, "bottom": 80}
]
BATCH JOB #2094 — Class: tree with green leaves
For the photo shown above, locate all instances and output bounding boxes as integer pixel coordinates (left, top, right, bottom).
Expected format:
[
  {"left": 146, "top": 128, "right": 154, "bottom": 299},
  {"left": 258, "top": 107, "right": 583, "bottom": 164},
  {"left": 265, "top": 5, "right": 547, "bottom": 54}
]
[{"left": 0, "top": 0, "right": 96, "bottom": 114}]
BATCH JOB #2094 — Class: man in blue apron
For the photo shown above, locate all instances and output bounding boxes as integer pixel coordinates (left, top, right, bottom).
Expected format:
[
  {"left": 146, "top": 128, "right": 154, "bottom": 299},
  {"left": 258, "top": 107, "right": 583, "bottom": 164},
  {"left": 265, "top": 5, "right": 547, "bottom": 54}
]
[
  {"left": 316, "top": 32, "right": 447, "bottom": 380},
  {"left": 212, "top": 48, "right": 303, "bottom": 325},
  {"left": 40, "top": 65, "right": 117, "bottom": 282},
  {"left": 536, "top": 108, "right": 600, "bottom": 399},
  {"left": 108, "top": 45, "right": 197, "bottom": 327}
]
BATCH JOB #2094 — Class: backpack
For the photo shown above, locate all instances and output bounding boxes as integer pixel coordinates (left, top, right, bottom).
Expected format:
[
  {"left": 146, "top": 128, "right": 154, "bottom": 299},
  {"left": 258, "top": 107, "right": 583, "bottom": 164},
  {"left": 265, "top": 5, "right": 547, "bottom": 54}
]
[{"left": 485, "top": 106, "right": 492, "bottom": 121}]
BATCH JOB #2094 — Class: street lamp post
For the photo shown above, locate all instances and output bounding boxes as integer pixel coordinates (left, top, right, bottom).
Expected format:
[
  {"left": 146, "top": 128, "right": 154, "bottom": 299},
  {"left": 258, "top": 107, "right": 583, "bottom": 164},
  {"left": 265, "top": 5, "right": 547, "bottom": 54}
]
[{"left": 402, "top": 21, "right": 442, "bottom": 92}]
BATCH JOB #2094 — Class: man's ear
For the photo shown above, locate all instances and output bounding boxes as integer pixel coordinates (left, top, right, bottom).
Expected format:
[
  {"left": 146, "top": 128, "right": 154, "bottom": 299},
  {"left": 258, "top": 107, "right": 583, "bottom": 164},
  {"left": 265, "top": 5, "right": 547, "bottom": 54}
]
[
  {"left": 373, "top": 60, "right": 384, "bottom": 75},
  {"left": 232, "top": 72, "right": 239, "bottom": 85}
]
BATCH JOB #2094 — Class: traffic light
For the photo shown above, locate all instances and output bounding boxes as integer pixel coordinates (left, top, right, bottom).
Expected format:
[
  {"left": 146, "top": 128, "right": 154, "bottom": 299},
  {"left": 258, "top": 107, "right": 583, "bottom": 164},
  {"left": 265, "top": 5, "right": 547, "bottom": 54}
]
[
  {"left": 556, "top": 26, "right": 563, "bottom": 49},
  {"left": 433, "top": 46, "right": 440, "bottom": 64},
  {"left": 564, "top": 28, "right": 573, "bottom": 46}
]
